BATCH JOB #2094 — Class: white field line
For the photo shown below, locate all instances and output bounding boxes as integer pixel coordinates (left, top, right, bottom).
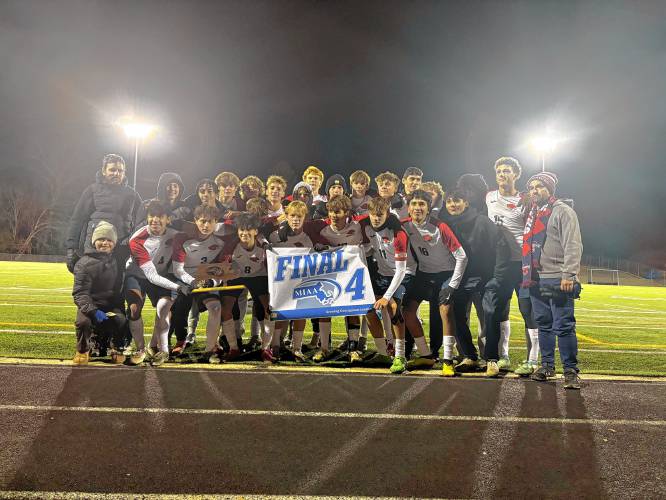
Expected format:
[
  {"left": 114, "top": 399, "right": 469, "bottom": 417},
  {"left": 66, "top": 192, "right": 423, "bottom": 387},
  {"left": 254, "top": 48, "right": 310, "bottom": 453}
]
[
  {"left": 0, "top": 403, "right": 664, "bottom": 427},
  {"left": 576, "top": 308, "right": 666, "bottom": 316},
  {"left": 611, "top": 296, "right": 666, "bottom": 301}
]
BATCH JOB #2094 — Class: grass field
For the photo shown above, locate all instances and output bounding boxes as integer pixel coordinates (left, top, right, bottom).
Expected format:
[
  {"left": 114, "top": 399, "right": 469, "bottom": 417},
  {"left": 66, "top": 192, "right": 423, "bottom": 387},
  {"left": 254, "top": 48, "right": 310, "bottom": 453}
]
[{"left": 0, "top": 261, "right": 665, "bottom": 376}]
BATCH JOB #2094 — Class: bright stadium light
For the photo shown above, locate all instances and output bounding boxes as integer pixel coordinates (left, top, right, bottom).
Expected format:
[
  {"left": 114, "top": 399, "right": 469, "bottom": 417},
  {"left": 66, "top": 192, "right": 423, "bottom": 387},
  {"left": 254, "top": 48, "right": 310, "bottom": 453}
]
[
  {"left": 116, "top": 118, "right": 158, "bottom": 190},
  {"left": 529, "top": 131, "right": 562, "bottom": 172}
]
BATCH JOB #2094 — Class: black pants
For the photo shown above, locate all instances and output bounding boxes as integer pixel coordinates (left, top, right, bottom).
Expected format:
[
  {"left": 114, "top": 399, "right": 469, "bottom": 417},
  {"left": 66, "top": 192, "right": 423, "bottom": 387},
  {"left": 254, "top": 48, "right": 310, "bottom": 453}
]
[
  {"left": 452, "top": 283, "right": 484, "bottom": 361},
  {"left": 75, "top": 308, "right": 127, "bottom": 354},
  {"left": 483, "top": 263, "right": 523, "bottom": 361}
]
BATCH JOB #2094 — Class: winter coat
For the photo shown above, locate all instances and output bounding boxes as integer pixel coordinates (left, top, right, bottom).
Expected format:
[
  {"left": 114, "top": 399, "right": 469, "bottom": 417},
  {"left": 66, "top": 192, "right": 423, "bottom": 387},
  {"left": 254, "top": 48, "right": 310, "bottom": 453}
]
[
  {"left": 72, "top": 250, "right": 124, "bottom": 315},
  {"left": 535, "top": 200, "right": 583, "bottom": 280},
  {"left": 66, "top": 171, "right": 142, "bottom": 254},
  {"left": 135, "top": 172, "right": 189, "bottom": 229}
]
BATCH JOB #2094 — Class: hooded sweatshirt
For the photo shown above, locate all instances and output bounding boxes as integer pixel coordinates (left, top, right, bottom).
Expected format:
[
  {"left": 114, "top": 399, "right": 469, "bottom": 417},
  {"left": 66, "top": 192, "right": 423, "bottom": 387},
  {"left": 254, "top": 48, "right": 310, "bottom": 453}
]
[
  {"left": 535, "top": 200, "right": 583, "bottom": 280},
  {"left": 135, "top": 172, "right": 188, "bottom": 229}
]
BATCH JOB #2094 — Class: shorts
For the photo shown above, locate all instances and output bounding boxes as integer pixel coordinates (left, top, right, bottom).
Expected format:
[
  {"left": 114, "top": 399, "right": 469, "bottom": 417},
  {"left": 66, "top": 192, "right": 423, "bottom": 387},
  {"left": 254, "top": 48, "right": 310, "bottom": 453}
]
[
  {"left": 124, "top": 275, "right": 176, "bottom": 307},
  {"left": 222, "top": 276, "right": 269, "bottom": 301},
  {"left": 403, "top": 270, "right": 452, "bottom": 304},
  {"left": 370, "top": 272, "right": 413, "bottom": 302}
]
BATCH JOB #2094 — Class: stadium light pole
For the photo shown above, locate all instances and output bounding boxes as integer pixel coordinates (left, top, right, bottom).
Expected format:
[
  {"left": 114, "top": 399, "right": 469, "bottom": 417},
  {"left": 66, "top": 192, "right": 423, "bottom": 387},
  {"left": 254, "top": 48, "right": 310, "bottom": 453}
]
[
  {"left": 121, "top": 121, "right": 157, "bottom": 190},
  {"left": 529, "top": 133, "right": 559, "bottom": 172}
]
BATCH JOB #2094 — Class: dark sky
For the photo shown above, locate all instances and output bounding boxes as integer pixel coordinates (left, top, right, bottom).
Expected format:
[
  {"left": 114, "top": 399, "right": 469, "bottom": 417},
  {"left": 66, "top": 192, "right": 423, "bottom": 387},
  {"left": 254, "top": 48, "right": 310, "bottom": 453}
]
[{"left": 1, "top": 0, "right": 665, "bottom": 262}]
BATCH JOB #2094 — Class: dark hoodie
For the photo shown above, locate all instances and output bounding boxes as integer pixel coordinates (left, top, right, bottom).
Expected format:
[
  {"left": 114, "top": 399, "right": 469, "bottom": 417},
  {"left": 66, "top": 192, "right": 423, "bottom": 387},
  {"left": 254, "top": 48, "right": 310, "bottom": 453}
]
[
  {"left": 66, "top": 170, "right": 142, "bottom": 254},
  {"left": 135, "top": 172, "right": 188, "bottom": 229},
  {"left": 312, "top": 175, "right": 349, "bottom": 219}
]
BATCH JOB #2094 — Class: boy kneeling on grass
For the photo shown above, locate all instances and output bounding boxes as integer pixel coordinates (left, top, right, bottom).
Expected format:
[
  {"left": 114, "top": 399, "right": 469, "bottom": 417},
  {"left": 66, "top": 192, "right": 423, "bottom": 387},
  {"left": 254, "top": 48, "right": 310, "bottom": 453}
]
[{"left": 72, "top": 222, "right": 128, "bottom": 365}]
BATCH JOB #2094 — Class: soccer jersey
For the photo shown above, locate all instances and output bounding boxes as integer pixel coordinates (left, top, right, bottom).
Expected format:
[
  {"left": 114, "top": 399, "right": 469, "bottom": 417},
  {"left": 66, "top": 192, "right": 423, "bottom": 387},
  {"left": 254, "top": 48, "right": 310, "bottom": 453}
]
[
  {"left": 269, "top": 229, "right": 315, "bottom": 248},
  {"left": 361, "top": 221, "right": 416, "bottom": 276},
  {"left": 172, "top": 234, "right": 225, "bottom": 276},
  {"left": 219, "top": 238, "right": 267, "bottom": 278},
  {"left": 351, "top": 194, "right": 372, "bottom": 215},
  {"left": 486, "top": 190, "right": 524, "bottom": 245},
  {"left": 318, "top": 220, "right": 365, "bottom": 247},
  {"left": 267, "top": 205, "right": 285, "bottom": 218},
  {"left": 126, "top": 226, "right": 179, "bottom": 278},
  {"left": 403, "top": 219, "right": 464, "bottom": 274}
]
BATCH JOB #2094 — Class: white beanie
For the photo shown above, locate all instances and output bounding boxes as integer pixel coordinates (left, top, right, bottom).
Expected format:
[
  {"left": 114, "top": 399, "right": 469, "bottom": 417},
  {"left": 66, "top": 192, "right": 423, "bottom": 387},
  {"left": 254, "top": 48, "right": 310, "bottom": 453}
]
[{"left": 91, "top": 221, "right": 117, "bottom": 245}]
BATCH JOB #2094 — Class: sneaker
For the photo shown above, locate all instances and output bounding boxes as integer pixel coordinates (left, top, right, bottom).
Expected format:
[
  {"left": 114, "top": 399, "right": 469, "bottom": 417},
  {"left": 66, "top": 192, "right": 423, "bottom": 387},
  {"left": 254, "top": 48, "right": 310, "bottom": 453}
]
[
  {"left": 245, "top": 337, "right": 260, "bottom": 352},
  {"left": 441, "top": 360, "right": 455, "bottom": 377},
  {"left": 531, "top": 366, "right": 556, "bottom": 382},
  {"left": 110, "top": 350, "right": 126, "bottom": 365},
  {"left": 337, "top": 339, "right": 349, "bottom": 351},
  {"left": 406, "top": 355, "right": 437, "bottom": 370},
  {"left": 185, "top": 332, "right": 196, "bottom": 346},
  {"left": 122, "top": 345, "right": 134, "bottom": 356},
  {"left": 563, "top": 368, "right": 581, "bottom": 390},
  {"left": 497, "top": 357, "right": 512, "bottom": 371},
  {"left": 146, "top": 346, "right": 157, "bottom": 360},
  {"left": 349, "top": 350, "right": 362, "bottom": 364},
  {"left": 150, "top": 351, "right": 169, "bottom": 367},
  {"left": 515, "top": 360, "right": 538, "bottom": 377},
  {"left": 485, "top": 360, "right": 500, "bottom": 378},
  {"left": 261, "top": 348, "right": 277, "bottom": 363},
  {"left": 72, "top": 352, "right": 89, "bottom": 365},
  {"left": 128, "top": 350, "right": 146, "bottom": 366},
  {"left": 390, "top": 356, "right": 407, "bottom": 374},
  {"left": 386, "top": 342, "right": 395, "bottom": 357},
  {"left": 206, "top": 350, "right": 223, "bottom": 364},
  {"left": 477, "top": 358, "right": 487, "bottom": 370},
  {"left": 312, "top": 349, "right": 329, "bottom": 363},
  {"left": 454, "top": 357, "right": 479, "bottom": 373},
  {"left": 357, "top": 337, "right": 367, "bottom": 353},
  {"left": 293, "top": 350, "right": 307, "bottom": 363},
  {"left": 171, "top": 341, "right": 187, "bottom": 357}
]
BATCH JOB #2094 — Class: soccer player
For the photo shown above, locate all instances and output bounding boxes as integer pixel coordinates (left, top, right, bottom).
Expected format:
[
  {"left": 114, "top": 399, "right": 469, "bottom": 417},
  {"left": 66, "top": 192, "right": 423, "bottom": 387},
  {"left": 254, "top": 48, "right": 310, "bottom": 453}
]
[
  {"left": 486, "top": 156, "right": 538, "bottom": 374},
  {"left": 71, "top": 222, "right": 128, "bottom": 365},
  {"left": 265, "top": 175, "right": 287, "bottom": 220},
  {"left": 350, "top": 170, "right": 373, "bottom": 215},
  {"left": 312, "top": 174, "right": 348, "bottom": 219},
  {"left": 401, "top": 190, "right": 468, "bottom": 376},
  {"left": 302, "top": 165, "right": 326, "bottom": 203},
  {"left": 125, "top": 200, "right": 190, "bottom": 366},
  {"left": 215, "top": 171, "right": 246, "bottom": 219},
  {"left": 360, "top": 197, "right": 416, "bottom": 370},
  {"left": 171, "top": 205, "right": 226, "bottom": 359},
  {"left": 217, "top": 212, "right": 277, "bottom": 363},
  {"left": 375, "top": 171, "right": 408, "bottom": 220},
  {"left": 240, "top": 175, "right": 265, "bottom": 202},
  {"left": 420, "top": 181, "right": 444, "bottom": 219},
  {"left": 522, "top": 172, "right": 583, "bottom": 389}
]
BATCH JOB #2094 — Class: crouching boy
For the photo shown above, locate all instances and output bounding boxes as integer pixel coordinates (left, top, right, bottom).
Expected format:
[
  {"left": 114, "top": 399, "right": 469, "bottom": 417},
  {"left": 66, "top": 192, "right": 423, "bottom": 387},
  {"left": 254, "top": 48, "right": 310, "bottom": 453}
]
[{"left": 72, "top": 222, "right": 128, "bottom": 365}]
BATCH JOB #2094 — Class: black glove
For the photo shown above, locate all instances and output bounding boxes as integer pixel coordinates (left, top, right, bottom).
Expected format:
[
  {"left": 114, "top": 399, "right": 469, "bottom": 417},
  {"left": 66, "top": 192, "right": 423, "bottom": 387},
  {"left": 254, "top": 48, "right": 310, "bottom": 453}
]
[
  {"left": 313, "top": 243, "right": 330, "bottom": 252},
  {"left": 438, "top": 285, "right": 455, "bottom": 305},
  {"left": 201, "top": 279, "right": 215, "bottom": 289},
  {"left": 66, "top": 249, "right": 79, "bottom": 273},
  {"left": 177, "top": 283, "right": 194, "bottom": 296},
  {"left": 484, "top": 278, "right": 500, "bottom": 292},
  {"left": 277, "top": 221, "right": 290, "bottom": 243}
]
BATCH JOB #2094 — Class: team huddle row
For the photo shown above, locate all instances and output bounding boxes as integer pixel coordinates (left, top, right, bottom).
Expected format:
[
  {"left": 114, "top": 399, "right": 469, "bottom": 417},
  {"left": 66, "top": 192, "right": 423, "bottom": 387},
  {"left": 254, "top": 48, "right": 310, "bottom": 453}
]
[{"left": 66, "top": 157, "right": 584, "bottom": 388}]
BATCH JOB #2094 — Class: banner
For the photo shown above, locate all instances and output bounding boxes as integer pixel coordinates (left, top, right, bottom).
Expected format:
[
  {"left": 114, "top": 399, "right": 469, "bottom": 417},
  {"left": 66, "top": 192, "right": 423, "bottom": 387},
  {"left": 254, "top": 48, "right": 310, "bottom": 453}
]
[{"left": 267, "top": 246, "right": 374, "bottom": 320}]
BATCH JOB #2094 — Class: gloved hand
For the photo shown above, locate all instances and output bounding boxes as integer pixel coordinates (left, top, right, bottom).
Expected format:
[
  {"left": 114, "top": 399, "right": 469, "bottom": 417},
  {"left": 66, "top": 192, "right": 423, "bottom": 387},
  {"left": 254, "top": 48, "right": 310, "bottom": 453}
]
[
  {"left": 438, "top": 285, "right": 456, "bottom": 305},
  {"left": 66, "top": 249, "right": 79, "bottom": 273},
  {"left": 93, "top": 310, "right": 109, "bottom": 323},
  {"left": 177, "top": 283, "right": 194, "bottom": 296},
  {"left": 313, "top": 243, "right": 330, "bottom": 252}
]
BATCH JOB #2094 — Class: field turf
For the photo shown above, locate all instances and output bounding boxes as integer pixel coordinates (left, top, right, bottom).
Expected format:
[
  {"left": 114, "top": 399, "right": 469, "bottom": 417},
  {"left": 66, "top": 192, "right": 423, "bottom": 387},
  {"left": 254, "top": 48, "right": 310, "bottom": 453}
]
[{"left": 0, "top": 261, "right": 665, "bottom": 376}]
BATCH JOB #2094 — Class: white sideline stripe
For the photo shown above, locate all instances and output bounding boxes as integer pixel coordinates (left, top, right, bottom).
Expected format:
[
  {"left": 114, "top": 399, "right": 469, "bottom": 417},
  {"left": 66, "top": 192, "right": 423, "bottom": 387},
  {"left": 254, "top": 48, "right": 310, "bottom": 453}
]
[
  {"left": 611, "top": 296, "right": 666, "bottom": 301},
  {"left": 0, "top": 403, "right": 664, "bottom": 427},
  {"left": 0, "top": 493, "right": 413, "bottom": 500}
]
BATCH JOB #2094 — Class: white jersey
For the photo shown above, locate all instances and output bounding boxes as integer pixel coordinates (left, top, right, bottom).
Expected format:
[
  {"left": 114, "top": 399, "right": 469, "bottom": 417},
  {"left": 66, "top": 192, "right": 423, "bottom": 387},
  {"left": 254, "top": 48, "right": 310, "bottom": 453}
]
[
  {"left": 267, "top": 205, "right": 284, "bottom": 218},
  {"left": 403, "top": 219, "right": 462, "bottom": 274},
  {"left": 319, "top": 220, "right": 365, "bottom": 247},
  {"left": 126, "top": 226, "right": 179, "bottom": 278},
  {"left": 173, "top": 234, "right": 225, "bottom": 274},
  {"left": 362, "top": 221, "right": 416, "bottom": 276},
  {"left": 486, "top": 190, "right": 524, "bottom": 245},
  {"left": 351, "top": 194, "right": 372, "bottom": 215},
  {"left": 269, "top": 229, "right": 315, "bottom": 248},
  {"left": 220, "top": 239, "right": 267, "bottom": 278}
]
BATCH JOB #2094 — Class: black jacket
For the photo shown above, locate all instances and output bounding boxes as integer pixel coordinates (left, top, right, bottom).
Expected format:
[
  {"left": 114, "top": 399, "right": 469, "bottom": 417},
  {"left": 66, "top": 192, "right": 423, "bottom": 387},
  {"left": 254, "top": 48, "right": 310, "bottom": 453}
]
[
  {"left": 66, "top": 171, "right": 142, "bottom": 253},
  {"left": 442, "top": 207, "right": 511, "bottom": 285},
  {"left": 72, "top": 250, "right": 124, "bottom": 315},
  {"left": 135, "top": 172, "right": 189, "bottom": 229}
]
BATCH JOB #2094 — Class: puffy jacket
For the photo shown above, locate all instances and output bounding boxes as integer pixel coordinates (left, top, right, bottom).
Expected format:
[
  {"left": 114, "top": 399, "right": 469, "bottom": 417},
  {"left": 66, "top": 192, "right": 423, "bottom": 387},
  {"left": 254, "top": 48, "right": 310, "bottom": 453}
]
[
  {"left": 135, "top": 172, "right": 189, "bottom": 229},
  {"left": 72, "top": 250, "right": 124, "bottom": 315},
  {"left": 66, "top": 170, "right": 142, "bottom": 253}
]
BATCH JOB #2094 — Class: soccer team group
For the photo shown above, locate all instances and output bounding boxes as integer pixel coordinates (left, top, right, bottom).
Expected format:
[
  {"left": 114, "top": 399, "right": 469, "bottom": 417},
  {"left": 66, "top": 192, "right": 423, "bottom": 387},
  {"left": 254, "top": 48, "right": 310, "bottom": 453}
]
[{"left": 65, "top": 156, "right": 584, "bottom": 388}]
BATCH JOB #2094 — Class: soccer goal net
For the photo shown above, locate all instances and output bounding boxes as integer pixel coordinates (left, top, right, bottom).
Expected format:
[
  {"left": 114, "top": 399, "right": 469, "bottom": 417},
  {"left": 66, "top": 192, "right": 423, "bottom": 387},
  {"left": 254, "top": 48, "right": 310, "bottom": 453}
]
[{"left": 588, "top": 268, "right": 620, "bottom": 285}]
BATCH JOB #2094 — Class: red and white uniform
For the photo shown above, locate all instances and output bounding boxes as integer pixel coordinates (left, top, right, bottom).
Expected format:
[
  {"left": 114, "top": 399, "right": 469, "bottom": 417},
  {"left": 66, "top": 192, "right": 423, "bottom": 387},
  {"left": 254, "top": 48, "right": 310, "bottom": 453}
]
[
  {"left": 172, "top": 233, "right": 225, "bottom": 285},
  {"left": 313, "top": 220, "right": 365, "bottom": 247},
  {"left": 218, "top": 238, "right": 268, "bottom": 278},
  {"left": 126, "top": 226, "right": 180, "bottom": 291},
  {"left": 403, "top": 218, "right": 468, "bottom": 289},
  {"left": 351, "top": 194, "right": 372, "bottom": 215},
  {"left": 486, "top": 190, "right": 524, "bottom": 245},
  {"left": 269, "top": 229, "right": 316, "bottom": 248}
]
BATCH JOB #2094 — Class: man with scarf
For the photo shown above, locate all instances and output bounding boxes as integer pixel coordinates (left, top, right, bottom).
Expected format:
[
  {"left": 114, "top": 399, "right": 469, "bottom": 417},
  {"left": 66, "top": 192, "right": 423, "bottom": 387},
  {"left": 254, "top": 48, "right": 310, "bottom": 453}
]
[{"left": 522, "top": 172, "right": 583, "bottom": 389}]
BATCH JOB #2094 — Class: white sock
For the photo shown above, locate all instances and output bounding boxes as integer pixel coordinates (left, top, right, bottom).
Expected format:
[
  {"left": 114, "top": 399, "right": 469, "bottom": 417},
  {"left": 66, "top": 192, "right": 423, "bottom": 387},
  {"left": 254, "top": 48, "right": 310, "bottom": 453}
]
[
  {"left": 443, "top": 336, "right": 456, "bottom": 361},
  {"left": 203, "top": 302, "right": 222, "bottom": 352},
  {"left": 348, "top": 327, "right": 360, "bottom": 342},
  {"left": 187, "top": 306, "right": 199, "bottom": 336},
  {"left": 260, "top": 320, "right": 274, "bottom": 350},
  {"left": 381, "top": 309, "right": 394, "bottom": 343},
  {"left": 374, "top": 337, "right": 388, "bottom": 355},
  {"left": 500, "top": 320, "right": 511, "bottom": 358},
  {"left": 129, "top": 319, "right": 145, "bottom": 351},
  {"left": 292, "top": 330, "right": 304, "bottom": 352},
  {"left": 271, "top": 326, "right": 281, "bottom": 347},
  {"left": 360, "top": 316, "right": 368, "bottom": 339},
  {"left": 222, "top": 319, "right": 237, "bottom": 351},
  {"left": 155, "top": 297, "right": 173, "bottom": 353},
  {"left": 395, "top": 338, "right": 405, "bottom": 358},
  {"left": 527, "top": 328, "right": 540, "bottom": 364},
  {"left": 234, "top": 320, "right": 243, "bottom": 340},
  {"left": 319, "top": 322, "right": 331, "bottom": 351},
  {"left": 414, "top": 335, "right": 429, "bottom": 356}
]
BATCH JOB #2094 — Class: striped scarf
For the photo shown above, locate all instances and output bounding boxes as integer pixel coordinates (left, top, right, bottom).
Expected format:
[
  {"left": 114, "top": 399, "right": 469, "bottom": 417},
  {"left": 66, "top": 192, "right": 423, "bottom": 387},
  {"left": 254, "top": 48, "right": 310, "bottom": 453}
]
[{"left": 521, "top": 196, "right": 556, "bottom": 287}]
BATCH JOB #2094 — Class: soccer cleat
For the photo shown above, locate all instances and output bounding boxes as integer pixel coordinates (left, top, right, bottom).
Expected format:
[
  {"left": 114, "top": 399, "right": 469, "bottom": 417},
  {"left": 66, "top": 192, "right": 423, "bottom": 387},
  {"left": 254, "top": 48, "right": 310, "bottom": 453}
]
[
  {"left": 128, "top": 350, "right": 146, "bottom": 366},
  {"left": 454, "top": 357, "right": 479, "bottom": 373},
  {"left": 72, "top": 352, "right": 89, "bottom": 365},
  {"left": 357, "top": 337, "right": 367, "bottom": 353},
  {"left": 349, "top": 350, "right": 362, "bottom": 364},
  {"left": 485, "top": 360, "right": 500, "bottom": 378},
  {"left": 110, "top": 350, "right": 126, "bottom": 365},
  {"left": 337, "top": 339, "right": 349, "bottom": 352},
  {"left": 406, "top": 355, "right": 437, "bottom": 370},
  {"left": 293, "top": 350, "right": 307, "bottom": 363},
  {"left": 441, "top": 360, "right": 455, "bottom": 377},
  {"left": 308, "top": 333, "right": 320, "bottom": 348},
  {"left": 514, "top": 360, "right": 538, "bottom": 377},
  {"left": 146, "top": 346, "right": 158, "bottom": 360},
  {"left": 206, "top": 350, "right": 223, "bottom": 364},
  {"left": 261, "top": 348, "right": 277, "bottom": 363},
  {"left": 531, "top": 366, "right": 556, "bottom": 382},
  {"left": 224, "top": 348, "right": 241, "bottom": 362},
  {"left": 171, "top": 341, "right": 187, "bottom": 357},
  {"left": 563, "top": 368, "right": 581, "bottom": 390},
  {"left": 477, "top": 358, "right": 487, "bottom": 370},
  {"left": 312, "top": 349, "right": 329, "bottom": 363},
  {"left": 245, "top": 337, "right": 260, "bottom": 352},
  {"left": 150, "top": 351, "right": 169, "bottom": 367},
  {"left": 497, "top": 357, "right": 512, "bottom": 371},
  {"left": 390, "top": 356, "right": 407, "bottom": 374}
]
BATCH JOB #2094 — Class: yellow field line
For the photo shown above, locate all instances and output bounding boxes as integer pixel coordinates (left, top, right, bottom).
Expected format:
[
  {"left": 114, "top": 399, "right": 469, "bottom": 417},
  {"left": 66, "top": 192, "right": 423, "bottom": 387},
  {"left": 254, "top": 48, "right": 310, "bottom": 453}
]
[
  {"left": 576, "top": 333, "right": 604, "bottom": 344},
  {"left": 0, "top": 321, "right": 71, "bottom": 328}
]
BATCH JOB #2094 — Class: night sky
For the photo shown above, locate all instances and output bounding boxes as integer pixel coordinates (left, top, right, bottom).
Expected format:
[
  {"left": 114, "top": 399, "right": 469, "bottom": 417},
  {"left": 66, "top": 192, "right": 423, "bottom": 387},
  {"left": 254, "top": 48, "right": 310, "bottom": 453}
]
[{"left": 1, "top": 0, "right": 665, "bottom": 262}]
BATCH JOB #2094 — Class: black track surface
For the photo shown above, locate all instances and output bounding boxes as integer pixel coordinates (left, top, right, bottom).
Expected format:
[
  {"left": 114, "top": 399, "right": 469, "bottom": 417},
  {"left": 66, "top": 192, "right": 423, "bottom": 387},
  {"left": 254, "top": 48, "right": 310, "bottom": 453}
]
[{"left": 0, "top": 364, "right": 664, "bottom": 499}]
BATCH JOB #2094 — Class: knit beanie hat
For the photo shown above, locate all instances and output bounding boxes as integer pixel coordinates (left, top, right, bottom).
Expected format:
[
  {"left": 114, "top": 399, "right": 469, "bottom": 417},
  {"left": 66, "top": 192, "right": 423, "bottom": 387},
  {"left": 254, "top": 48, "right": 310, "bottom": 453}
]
[
  {"left": 527, "top": 171, "right": 558, "bottom": 195},
  {"left": 91, "top": 221, "right": 118, "bottom": 245},
  {"left": 325, "top": 174, "right": 348, "bottom": 196}
]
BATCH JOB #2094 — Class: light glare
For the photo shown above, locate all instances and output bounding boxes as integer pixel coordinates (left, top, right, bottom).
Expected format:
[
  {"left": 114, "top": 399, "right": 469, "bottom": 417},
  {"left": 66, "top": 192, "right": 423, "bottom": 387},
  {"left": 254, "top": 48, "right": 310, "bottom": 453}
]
[{"left": 122, "top": 122, "right": 156, "bottom": 140}]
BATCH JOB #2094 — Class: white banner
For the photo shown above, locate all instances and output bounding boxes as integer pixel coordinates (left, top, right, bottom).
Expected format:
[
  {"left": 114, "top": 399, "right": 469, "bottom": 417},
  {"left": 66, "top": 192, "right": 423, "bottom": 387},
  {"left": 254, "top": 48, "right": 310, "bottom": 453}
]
[{"left": 267, "top": 246, "right": 374, "bottom": 320}]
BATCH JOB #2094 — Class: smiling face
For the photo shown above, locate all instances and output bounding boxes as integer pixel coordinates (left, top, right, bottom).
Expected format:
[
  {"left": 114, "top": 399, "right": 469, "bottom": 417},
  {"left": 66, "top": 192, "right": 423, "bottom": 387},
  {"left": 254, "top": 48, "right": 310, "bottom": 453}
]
[
  {"left": 198, "top": 184, "right": 216, "bottom": 207},
  {"left": 328, "top": 208, "right": 348, "bottom": 230},
  {"left": 305, "top": 174, "right": 322, "bottom": 193},
  {"left": 445, "top": 196, "right": 468, "bottom": 216},
  {"left": 377, "top": 179, "right": 398, "bottom": 199},
  {"left": 266, "top": 182, "right": 285, "bottom": 204},
  {"left": 368, "top": 209, "right": 388, "bottom": 229},
  {"left": 147, "top": 213, "right": 170, "bottom": 235},
  {"left": 408, "top": 198, "right": 429, "bottom": 224},
  {"left": 165, "top": 182, "right": 180, "bottom": 203},
  {"left": 237, "top": 227, "right": 258, "bottom": 248},
  {"left": 94, "top": 238, "right": 115, "bottom": 254},
  {"left": 103, "top": 162, "right": 125, "bottom": 185}
]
